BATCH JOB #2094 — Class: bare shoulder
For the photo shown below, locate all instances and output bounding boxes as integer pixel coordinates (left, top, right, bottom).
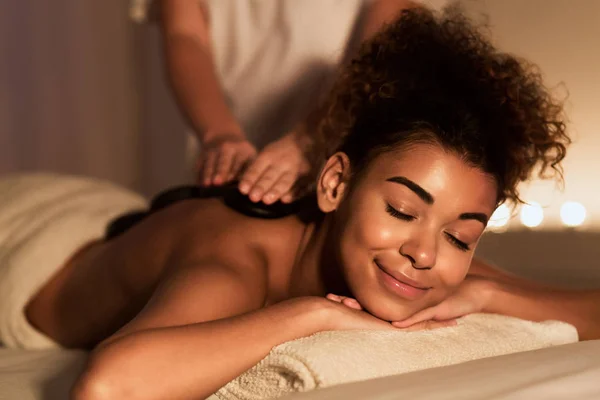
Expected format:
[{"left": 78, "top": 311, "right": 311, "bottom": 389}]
[
  {"left": 104, "top": 198, "right": 305, "bottom": 342},
  {"left": 167, "top": 198, "right": 306, "bottom": 275}
]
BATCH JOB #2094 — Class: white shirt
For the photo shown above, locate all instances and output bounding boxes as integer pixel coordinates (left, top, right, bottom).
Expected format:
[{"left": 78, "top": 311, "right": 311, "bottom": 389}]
[{"left": 131, "top": 0, "right": 447, "bottom": 151}]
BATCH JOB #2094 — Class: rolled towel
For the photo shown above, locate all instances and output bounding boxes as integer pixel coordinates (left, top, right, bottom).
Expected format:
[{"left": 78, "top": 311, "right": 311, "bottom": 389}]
[
  {"left": 0, "top": 173, "right": 147, "bottom": 349},
  {"left": 215, "top": 313, "right": 578, "bottom": 400}
]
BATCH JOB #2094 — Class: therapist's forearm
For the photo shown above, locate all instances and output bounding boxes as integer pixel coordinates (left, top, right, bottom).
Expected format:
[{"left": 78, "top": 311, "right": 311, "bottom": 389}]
[{"left": 163, "top": 34, "right": 243, "bottom": 142}]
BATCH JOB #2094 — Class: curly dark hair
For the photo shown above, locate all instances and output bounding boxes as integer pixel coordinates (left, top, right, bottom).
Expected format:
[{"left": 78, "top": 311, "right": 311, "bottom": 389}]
[{"left": 308, "top": 6, "right": 570, "bottom": 206}]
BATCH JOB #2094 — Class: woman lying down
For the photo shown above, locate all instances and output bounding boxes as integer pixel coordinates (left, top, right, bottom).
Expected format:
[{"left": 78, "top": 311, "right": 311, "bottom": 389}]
[{"left": 0, "top": 6, "right": 598, "bottom": 400}]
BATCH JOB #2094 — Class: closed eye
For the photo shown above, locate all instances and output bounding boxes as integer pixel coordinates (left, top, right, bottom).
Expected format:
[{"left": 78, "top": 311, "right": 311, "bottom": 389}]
[
  {"left": 386, "top": 203, "right": 471, "bottom": 251},
  {"left": 445, "top": 232, "right": 470, "bottom": 252},
  {"left": 386, "top": 203, "right": 415, "bottom": 221}
]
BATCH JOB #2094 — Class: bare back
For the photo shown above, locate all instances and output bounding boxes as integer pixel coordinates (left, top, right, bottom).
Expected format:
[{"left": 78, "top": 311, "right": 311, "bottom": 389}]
[{"left": 26, "top": 197, "right": 307, "bottom": 348}]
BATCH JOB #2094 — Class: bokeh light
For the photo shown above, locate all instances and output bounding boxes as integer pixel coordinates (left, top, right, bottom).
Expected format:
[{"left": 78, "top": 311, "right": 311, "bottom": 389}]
[
  {"left": 560, "top": 201, "right": 586, "bottom": 227},
  {"left": 520, "top": 201, "right": 544, "bottom": 228},
  {"left": 488, "top": 204, "right": 511, "bottom": 229}
]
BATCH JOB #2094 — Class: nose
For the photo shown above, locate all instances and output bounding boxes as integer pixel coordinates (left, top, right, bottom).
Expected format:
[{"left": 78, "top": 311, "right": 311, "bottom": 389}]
[{"left": 399, "top": 232, "right": 437, "bottom": 270}]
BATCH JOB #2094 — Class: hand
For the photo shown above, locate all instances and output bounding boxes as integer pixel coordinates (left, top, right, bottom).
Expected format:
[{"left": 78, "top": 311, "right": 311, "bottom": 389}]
[
  {"left": 238, "top": 132, "right": 311, "bottom": 204},
  {"left": 321, "top": 295, "right": 397, "bottom": 331},
  {"left": 325, "top": 294, "right": 457, "bottom": 332},
  {"left": 198, "top": 134, "right": 257, "bottom": 186},
  {"left": 391, "top": 277, "right": 493, "bottom": 328}
]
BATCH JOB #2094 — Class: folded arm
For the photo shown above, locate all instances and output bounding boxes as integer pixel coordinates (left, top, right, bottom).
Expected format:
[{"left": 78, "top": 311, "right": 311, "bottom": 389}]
[
  {"left": 70, "top": 261, "right": 327, "bottom": 400},
  {"left": 396, "top": 257, "right": 600, "bottom": 340},
  {"left": 470, "top": 258, "right": 600, "bottom": 341}
]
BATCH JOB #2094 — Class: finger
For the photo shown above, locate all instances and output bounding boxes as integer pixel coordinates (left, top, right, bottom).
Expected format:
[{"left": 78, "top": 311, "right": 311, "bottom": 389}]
[
  {"left": 202, "top": 151, "right": 218, "bottom": 186},
  {"left": 399, "top": 321, "right": 432, "bottom": 332},
  {"left": 227, "top": 152, "right": 251, "bottom": 182},
  {"left": 281, "top": 192, "right": 294, "bottom": 204},
  {"left": 239, "top": 155, "right": 272, "bottom": 195},
  {"left": 341, "top": 297, "right": 363, "bottom": 310},
  {"left": 326, "top": 293, "right": 342, "bottom": 302},
  {"left": 195, "top": 155, "right": 204, "bottom": 174},
  {"left": 391, "top": 307, "right": 438, "bottom": 328},
  {"left": 195, "top": 157, "right": 204, "bottom": 185},
  {"left": 401, "top": 319, "right": 457, "bottom": 332},
  {"left": 430, "top": 319, "right": 458, "bottom": 329},
  {"left": 262, "top": 173, "right": 295, "bottom": 205},
  {"left": 248, "top": 167, "right": 280, "bottom": 203},
  {"left": 333, "top": 295, "right": 363, "bottom": 310},
  {"left": 213, "top": 147, "right": 236, "bottom": 185}
]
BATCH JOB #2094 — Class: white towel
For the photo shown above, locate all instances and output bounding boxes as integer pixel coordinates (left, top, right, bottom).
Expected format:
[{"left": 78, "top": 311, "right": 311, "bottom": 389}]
[
  {"left": 215, "top": 313, "right": 578, "bottom": 400},
  {"left": 0, "top": 173, "right": 147, "bottom": 349}
]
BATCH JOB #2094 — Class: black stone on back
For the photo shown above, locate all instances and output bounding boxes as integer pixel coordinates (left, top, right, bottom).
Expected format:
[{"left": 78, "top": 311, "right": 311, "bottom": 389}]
[{"left": 105, "top": 182, "right": 317, "bottom": 240}]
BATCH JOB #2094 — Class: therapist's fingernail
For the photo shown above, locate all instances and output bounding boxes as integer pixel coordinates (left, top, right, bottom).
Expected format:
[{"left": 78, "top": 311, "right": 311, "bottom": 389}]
[
  {"left": 239, "top": 183, "right": 250, "bottom": 193},
  {"left": 263, "top": 193, "right": 276, "bottom": 204},
  {"left": 250, "top": 190, "right": 263, "bottom": 202}
]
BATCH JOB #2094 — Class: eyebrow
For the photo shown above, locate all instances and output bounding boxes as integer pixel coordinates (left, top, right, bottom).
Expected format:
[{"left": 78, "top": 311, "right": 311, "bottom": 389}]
[
  {"left": 458, "top": 213, "right": 489, "bottom": 226},
  {"left": 386, "top": 176, "right": 434, "bottom": 205},
  {"left": 386, "top": 176, "right": 489, "bottom": 225}
]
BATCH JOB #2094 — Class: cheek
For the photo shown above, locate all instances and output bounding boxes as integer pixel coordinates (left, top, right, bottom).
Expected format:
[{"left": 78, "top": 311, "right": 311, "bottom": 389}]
[
  {"left": 345, "top": 197, "right": 397, "bottom": 250},
  {"left": 354, "top": 219, "right": 395, "bottom": 250},
  {"left": 434, "top": 253, "right": 473, "bottom": 290}
]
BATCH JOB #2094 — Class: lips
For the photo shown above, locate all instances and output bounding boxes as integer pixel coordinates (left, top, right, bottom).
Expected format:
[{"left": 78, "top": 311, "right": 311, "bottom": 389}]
[{"left": 374, "top": 259, "right": 431, "bottom": 300}]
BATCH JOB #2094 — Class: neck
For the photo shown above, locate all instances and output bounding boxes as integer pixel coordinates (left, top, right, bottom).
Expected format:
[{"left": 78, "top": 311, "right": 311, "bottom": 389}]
[{"left": 287, "top": 216, "right": 351, "bottom": 299}]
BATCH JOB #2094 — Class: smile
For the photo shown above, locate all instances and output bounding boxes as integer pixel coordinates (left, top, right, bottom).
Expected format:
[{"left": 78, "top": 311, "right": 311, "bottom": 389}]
[{"left": 374, "top": 260, "right": 431, "bottom": 300}]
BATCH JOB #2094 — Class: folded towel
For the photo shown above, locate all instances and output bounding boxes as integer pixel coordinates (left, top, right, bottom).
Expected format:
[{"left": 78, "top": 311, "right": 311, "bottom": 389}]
[
  {"left": 0, "top": 173, "right": 147, "bottom": 349},
  {"left": 215, "top": 313, "right": 578, "bottom": 400}
]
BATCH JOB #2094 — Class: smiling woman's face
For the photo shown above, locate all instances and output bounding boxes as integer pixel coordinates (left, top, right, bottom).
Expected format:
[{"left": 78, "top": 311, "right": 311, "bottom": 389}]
[{"left": 322, "top": 143, "right": 498, "bottom": 322}]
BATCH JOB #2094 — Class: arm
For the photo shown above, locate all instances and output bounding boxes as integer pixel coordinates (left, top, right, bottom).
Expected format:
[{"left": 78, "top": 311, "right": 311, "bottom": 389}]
[
  {"left": 395, "top": 257, "right": 600, "bottom": 340},
  {"left": 471, "top": 258, "right": 600, "bottom": 341},
  {"left": 239, "top": 0, "right": 420, "bottom": 203},
  {"left": 71, "top": 262, "right": 328, "bottom": 400},
  {"left": 159, "top": 0, "right": 257, "bottom": 186},
  {"left": 468, "top": 257, "right": 554, "bottom": 289},
  {"left": 159, "top": 0, "right": 240, "bottom": 140}
]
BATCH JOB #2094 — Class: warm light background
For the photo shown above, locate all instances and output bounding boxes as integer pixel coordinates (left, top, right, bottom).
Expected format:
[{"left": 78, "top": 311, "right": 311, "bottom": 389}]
[{"left": 467, "top": 0, "right": 600, "bottom": 230}]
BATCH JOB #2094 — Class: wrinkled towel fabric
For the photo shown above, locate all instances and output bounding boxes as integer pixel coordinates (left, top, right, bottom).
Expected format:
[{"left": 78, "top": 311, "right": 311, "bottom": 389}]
[
  {"left": 0, "top": 173, "right": 147, "bottom": 349},
  {"left": 216, "top": 313, "right": 578, "bottom": 400}
]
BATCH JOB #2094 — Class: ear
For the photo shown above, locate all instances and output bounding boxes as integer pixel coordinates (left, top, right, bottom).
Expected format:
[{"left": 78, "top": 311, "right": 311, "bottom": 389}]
[{"left": 316, "top": 152, "right": 352, "bottom": 213}]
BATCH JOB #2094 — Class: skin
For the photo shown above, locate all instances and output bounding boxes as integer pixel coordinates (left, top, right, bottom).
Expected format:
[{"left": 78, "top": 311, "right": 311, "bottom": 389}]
[
  {"left": 24, "top": 143, "right": 508, "bottom": 399},
  {"left": 160, "top": 0, "right": 417, "bottom": 203},
  {"left": 23, "top": 145, "right": 600, "bottom": 399},
  {"left": 30, "top": 143, "right": 482, "bottom": 348},
  {"left": 320, "top": 145, "right": 498, "bottom": 321}
]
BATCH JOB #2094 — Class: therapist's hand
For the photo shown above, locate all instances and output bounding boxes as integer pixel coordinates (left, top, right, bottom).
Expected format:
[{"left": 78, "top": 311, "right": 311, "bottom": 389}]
[
  {"left": 198, "top": 133, "right": 257, "bottom": 186},
  {"left": 238, "top": 132, "right": 311, "bottom": 205}
]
